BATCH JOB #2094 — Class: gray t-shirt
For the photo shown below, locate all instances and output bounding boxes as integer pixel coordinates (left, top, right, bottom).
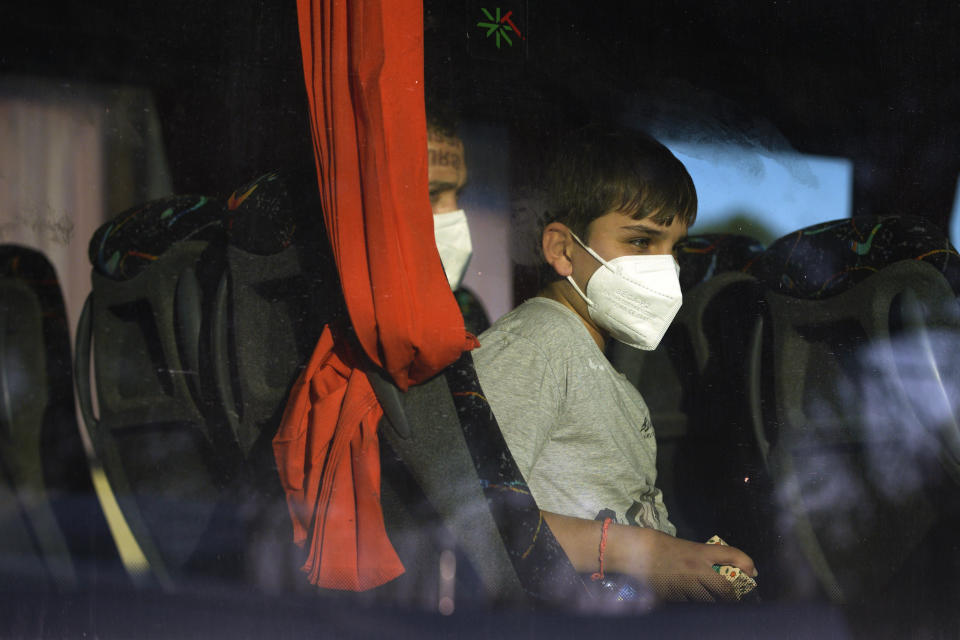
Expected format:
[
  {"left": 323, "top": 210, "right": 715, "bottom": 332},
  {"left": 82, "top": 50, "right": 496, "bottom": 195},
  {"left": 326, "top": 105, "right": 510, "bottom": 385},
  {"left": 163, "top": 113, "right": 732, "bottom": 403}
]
[{"left": 473, "top": 297, "right": 675, "bottom": 535}]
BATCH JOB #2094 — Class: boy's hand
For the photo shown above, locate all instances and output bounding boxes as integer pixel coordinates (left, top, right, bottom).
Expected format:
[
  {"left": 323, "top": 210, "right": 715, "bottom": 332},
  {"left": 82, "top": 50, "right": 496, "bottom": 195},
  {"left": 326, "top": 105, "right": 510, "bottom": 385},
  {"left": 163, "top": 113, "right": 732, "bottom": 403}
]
[
  {"left": 616, "top": 528, "right": 757, "bottom": 602},
  {"left": 542, "top": 512, "right": 757, "bottom": 602}
]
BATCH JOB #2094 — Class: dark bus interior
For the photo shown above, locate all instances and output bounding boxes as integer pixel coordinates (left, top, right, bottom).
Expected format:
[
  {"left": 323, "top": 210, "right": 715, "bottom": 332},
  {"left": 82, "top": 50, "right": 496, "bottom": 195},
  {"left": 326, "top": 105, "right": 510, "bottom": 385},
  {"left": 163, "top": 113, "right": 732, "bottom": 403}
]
[{"left": 3, "top": 1, "right": 959, "bottom": 637}]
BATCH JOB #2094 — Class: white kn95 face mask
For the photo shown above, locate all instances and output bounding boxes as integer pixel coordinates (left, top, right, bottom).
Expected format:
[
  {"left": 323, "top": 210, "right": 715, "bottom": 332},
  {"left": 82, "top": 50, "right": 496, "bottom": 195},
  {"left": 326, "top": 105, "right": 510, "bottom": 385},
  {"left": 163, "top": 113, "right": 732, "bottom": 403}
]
[
  {"left": 565, "top": 230, "right": 682, "bottom": 351},
  {"left": 433, "top": 210, "right": 473, "bottom": 290}
]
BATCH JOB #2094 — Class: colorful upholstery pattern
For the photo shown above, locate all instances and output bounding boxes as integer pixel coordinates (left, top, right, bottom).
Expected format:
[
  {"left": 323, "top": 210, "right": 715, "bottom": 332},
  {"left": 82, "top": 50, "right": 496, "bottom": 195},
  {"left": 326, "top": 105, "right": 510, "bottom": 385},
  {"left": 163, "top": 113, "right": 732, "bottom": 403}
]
[
  {"left": 746, "top": 216, "right": 960, "bottom": 299},
  {"left": 675, "top": 234, "right": 765, "bottom": 292},
  {"left": 89, "top": 195, "right": 226, "bottom": 280},
  {"left": 89, "top": 170, "right": 320, "bottom": 280},
  {"left": 224, "top": 170, "right": 308, "bottom": 255}
]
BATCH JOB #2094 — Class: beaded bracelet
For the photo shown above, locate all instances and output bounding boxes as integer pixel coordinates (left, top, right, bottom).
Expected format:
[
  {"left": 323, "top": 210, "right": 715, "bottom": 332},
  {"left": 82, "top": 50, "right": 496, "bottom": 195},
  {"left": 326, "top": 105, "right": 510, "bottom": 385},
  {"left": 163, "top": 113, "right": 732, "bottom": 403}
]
[{"left": 590, "top": 517, "right": 613, "bottom": 581}]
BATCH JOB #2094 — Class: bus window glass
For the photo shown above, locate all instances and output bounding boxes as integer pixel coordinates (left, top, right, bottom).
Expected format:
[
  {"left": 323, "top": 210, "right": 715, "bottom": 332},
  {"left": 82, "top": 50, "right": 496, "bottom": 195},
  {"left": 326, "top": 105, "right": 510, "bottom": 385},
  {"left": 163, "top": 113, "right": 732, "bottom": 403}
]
[{"left": 665, "top": 143, "right": 853, "bottom": 245}]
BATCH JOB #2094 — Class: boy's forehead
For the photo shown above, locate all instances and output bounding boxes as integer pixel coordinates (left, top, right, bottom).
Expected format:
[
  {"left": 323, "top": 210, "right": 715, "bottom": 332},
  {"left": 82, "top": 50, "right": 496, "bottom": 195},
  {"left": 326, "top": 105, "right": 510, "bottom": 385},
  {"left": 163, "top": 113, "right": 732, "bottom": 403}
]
[{"left": 427, "top": 130, "right": 467, "bottom": 188}]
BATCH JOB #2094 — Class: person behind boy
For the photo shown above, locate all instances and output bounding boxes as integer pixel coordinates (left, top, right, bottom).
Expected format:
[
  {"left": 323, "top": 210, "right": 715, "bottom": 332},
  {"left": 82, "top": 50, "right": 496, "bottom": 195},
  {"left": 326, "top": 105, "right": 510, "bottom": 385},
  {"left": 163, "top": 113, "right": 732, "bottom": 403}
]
[
  {"left": 427, "top": 111, "right": 491, "bottom": 335},
  {"left": 472, "top": 124, "right": 756, "bottom": 601}
]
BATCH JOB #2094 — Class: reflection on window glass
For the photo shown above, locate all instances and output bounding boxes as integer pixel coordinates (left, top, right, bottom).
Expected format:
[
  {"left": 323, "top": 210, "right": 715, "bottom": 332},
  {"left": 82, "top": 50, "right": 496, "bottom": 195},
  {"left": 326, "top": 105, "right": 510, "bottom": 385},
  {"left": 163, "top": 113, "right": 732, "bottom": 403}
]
[
  {"left": 664, "top": 142, "right": 853, "bottom": 246},
  {"left": 949, "top": 175, "right": 960, "bottom": 249},
  {"left": 0, "top": 77, "right": 171, "bottom": 330}
]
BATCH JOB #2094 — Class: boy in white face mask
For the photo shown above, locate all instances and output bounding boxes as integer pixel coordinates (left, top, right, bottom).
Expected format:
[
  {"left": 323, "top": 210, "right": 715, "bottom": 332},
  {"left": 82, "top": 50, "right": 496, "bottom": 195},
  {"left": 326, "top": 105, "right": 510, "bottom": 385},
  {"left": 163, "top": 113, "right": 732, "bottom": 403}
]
[
  {"left": 472, "top": 124, "right": 756, "bottom": 602},
  {"left": 427, "top": 114, "right": 490, "bottom": 335}
]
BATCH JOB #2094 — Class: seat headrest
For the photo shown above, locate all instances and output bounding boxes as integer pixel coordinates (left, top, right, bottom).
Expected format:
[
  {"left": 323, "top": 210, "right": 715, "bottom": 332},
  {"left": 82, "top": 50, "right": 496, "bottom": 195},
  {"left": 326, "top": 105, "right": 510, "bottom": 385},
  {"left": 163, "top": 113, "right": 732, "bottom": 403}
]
[
  {"left": 224, "top": 169, "right": 321, "bottom": 255},
  {"left": 1, "top": 244, "right": 57, "bottom": 282},
  {"left": 89, "top": 195, "right": 226, "bottom": 280},
  {"left": 676, "top": 233, "right": 765, "bottom": 291},
  {"left": 746, "top": 215, "right": 960, "bottom": 299},
  {"left": 87, "top": 169, "right": 324, "bottom": 280}
]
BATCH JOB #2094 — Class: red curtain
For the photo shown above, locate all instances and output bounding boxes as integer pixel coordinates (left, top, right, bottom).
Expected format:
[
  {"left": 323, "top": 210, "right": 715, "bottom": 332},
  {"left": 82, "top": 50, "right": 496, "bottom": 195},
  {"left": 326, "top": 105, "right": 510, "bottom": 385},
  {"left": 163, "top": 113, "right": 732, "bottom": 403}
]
[
  {"left": 298, "top": 0, "right": 471, "bottom": 386},
  {"left": 272, "top": 0, "right": 478, "bottom": 591}
]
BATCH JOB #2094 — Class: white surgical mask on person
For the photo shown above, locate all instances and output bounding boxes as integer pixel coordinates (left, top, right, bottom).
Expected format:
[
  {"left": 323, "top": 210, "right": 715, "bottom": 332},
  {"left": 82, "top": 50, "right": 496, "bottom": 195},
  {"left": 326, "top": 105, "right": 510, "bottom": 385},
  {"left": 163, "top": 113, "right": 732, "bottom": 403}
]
[
  {"left": 565, "top": 230, "right": 682, "bottom": 350},
  {"left": 433, "top": 210, "right": 473, "bottom": 290}
]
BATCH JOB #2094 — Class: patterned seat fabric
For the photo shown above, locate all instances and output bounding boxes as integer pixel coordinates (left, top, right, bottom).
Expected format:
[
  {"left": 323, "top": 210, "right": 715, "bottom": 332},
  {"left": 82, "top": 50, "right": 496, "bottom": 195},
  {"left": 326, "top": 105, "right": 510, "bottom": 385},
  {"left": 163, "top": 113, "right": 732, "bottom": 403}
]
[
  {"left": 676, "top": 234, "right": 765, "bottom": 292},
  {"left": 746, "top": 215, "right": 960, "bottom": 298},
  {"left": 88, "top": 169, "right": 315, "bottom": 281},
  {"left": 224, "top": 170, "right": 311, "bottom": 255},
  {"left": 89, "top": 195, "right": 227, "bottom": 280}
]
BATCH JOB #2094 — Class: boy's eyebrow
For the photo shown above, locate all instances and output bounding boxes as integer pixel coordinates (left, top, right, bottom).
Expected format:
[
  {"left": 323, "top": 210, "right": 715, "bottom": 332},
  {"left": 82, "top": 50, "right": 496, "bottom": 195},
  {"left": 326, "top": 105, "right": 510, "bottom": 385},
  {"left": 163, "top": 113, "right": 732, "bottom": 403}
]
[{"left": 620, "top": 223, "right": 664, "bottom": 236}]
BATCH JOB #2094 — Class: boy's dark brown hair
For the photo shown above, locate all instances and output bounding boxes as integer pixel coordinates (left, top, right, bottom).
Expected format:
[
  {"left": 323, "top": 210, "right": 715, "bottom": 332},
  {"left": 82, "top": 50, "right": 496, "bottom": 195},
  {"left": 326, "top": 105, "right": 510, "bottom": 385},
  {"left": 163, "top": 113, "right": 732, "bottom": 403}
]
[{"left": 544, "top": 123, "right": 698, "bottom": 241}]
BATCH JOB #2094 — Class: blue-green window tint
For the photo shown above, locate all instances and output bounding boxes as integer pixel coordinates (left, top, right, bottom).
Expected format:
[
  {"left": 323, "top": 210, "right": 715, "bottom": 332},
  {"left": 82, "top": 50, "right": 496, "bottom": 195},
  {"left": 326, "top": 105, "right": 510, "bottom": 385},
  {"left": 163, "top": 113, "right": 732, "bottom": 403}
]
[{"left": 664, "top": 142, "right": 853, "bottom": 246}]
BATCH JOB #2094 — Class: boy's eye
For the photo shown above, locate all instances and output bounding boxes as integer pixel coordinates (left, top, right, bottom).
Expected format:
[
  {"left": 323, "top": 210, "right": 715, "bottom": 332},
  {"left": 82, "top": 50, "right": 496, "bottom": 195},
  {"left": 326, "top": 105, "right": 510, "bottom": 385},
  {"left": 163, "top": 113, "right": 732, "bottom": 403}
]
[{"left": 629, "top": 237, "right": 651, "bottom": 249}]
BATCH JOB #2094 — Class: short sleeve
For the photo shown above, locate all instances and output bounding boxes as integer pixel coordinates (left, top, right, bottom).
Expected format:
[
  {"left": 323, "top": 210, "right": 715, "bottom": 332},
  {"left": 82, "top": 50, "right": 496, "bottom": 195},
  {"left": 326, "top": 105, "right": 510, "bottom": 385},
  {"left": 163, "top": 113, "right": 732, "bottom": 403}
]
[{"left": 472, "top": 330, "right": 562, "bottom": 480}]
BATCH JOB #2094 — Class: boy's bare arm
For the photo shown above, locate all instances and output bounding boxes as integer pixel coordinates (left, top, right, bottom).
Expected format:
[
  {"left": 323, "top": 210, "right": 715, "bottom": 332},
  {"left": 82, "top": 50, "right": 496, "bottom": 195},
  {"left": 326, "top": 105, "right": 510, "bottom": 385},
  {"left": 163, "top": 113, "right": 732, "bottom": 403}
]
[{"left": 542, "top": 511, "right": 757, "bottom": 602}]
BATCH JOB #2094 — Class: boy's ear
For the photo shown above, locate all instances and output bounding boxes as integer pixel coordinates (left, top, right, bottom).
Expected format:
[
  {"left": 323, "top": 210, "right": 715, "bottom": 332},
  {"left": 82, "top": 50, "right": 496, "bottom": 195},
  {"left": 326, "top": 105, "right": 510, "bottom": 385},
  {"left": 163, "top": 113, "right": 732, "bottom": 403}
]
[{"left": 542, "top": 222, "right": 574, "bottom": 278}]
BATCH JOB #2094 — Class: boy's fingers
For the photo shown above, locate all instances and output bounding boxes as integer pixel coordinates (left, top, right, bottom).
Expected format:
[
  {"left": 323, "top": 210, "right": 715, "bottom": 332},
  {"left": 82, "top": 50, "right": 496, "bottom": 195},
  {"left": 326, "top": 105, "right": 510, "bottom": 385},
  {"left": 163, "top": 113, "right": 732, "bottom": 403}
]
[{"left": 708, "top": 546, "right": 757, "bottom": 577}]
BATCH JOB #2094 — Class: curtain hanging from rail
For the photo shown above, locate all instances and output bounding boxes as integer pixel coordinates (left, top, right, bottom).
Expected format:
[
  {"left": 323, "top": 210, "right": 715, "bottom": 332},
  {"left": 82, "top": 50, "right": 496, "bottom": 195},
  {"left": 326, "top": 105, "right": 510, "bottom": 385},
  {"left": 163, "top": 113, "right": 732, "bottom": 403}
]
[{"left": 273, "top": 0, "right": 477, "bottom": 591}]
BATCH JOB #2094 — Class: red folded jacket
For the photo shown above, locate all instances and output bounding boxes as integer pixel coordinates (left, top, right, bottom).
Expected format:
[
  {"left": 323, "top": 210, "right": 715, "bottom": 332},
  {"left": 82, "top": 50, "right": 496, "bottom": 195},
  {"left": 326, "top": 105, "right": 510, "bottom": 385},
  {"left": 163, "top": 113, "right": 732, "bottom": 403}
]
[{"left": 273, "top": 325, "right": 404, "bottom": 590}]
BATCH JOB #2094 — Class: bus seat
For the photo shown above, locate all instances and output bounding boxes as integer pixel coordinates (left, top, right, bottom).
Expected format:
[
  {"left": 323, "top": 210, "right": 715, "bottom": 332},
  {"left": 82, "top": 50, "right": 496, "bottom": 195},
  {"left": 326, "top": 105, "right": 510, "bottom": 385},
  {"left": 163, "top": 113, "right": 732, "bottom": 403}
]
[
  {"left": 76, "top": 195, "right": 238, "bottom": 587},
  {"left": 675, "top": 233, "right": 765, "bottom": 292},
  {"left": 73, "top": 174, "right": 376, "bottom": 595},
  {"left": 206, "top": 170, "right": 346, "bottom": 589},
  {"left": 742, "top": 215, "right": 960, "bottom": 603},
  {"left": 210, "top": 170, "right": 336, "bottom": 458},
  {"left": 1, "top": 245, "right": 118, "bottom": 590},
  {"left": 747, "top": 215, "right": 960, "bottom": 299}
]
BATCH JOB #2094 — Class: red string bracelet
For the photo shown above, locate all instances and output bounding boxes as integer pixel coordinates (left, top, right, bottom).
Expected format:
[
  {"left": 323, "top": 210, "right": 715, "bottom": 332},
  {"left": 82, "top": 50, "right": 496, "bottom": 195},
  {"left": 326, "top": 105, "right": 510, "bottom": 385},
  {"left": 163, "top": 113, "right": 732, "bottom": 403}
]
[{"left": 590, "top": 517, "right": 613, "bottom": 581}]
